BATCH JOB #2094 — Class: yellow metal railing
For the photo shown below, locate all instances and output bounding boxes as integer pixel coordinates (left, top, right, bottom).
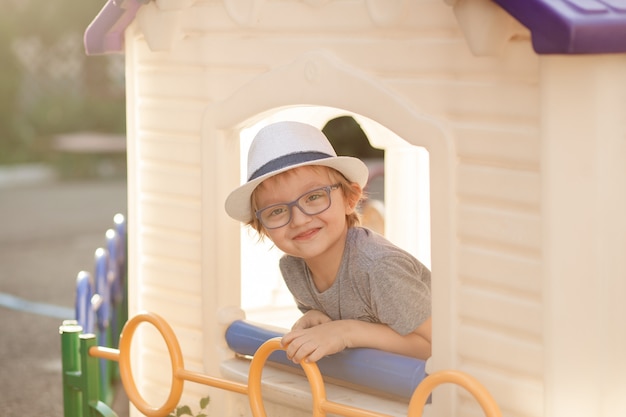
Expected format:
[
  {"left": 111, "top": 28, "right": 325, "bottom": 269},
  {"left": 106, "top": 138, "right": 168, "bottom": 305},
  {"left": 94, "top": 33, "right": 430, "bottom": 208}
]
[{"left": 71, "top": 311, "right": 502, "bottom": 417}]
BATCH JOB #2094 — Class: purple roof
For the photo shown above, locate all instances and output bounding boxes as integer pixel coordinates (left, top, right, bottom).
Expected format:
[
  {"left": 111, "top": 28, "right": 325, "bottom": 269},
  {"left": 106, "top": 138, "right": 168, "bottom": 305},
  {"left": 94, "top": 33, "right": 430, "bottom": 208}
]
[
  {"left": 494, "top": 0, "right": 626, "bottom": 54},
  {"left": 84, "top": 0, "right": 626, "bottom": 55},
  {"left": 84, "top": 0, "right": 146, "bottom": 55}
]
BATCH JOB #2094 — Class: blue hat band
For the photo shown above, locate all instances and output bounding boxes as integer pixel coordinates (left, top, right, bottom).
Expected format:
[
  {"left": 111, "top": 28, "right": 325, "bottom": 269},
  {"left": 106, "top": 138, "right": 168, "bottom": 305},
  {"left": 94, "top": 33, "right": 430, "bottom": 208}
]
[{"left": 248, "top": 151, "right": 333, "bottom": 181}]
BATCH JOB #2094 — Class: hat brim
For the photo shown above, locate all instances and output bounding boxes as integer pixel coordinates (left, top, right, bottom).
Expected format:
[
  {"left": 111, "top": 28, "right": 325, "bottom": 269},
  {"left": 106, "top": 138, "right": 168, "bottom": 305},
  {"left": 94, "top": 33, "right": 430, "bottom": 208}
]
[{"left": 225, "top": 156, "right": 369, "bottom": 223}]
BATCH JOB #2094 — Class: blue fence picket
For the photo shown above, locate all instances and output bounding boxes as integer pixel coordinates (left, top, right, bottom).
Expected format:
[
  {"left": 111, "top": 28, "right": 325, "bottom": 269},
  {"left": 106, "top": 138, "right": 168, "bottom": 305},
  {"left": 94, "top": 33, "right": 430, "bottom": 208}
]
[
  {"left": 75, "top": 271, "right": 95, "bottom": 334},
  {"left": 72, "top": 213, "right": 127, "bottom": 408}
]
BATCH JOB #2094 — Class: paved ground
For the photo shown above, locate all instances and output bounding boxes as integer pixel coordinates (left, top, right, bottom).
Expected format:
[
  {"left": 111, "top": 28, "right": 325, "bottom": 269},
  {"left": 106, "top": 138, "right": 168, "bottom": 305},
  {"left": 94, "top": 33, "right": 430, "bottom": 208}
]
[{"left": 0, "top": 170, "right": 129, "bottom": 417}]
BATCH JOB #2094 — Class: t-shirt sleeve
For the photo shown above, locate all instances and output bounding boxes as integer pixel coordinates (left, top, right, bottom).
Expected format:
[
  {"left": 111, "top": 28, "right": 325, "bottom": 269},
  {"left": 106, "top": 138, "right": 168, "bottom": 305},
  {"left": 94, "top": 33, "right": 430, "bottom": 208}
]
[{"left": 367, "top": 254, "right": 431, "bottom": 336}]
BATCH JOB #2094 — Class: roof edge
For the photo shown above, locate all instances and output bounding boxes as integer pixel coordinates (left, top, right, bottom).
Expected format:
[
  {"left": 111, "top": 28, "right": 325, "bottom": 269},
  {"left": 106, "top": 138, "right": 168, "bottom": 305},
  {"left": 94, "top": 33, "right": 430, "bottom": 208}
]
[
  {"left": 85, "top": 0, "right": 626, "bottom": 56},
  {"left": 494, "top": 0, "right": 626, "bottom": 54},
  {"left": 84, "top": 0, "right": 146, "bottom": 55}
]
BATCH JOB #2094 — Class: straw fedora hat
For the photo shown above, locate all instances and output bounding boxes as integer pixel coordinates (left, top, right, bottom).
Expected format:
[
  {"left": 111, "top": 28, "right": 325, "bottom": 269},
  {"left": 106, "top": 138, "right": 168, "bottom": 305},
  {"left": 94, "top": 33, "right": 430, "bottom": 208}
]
[{"left": 225, "top": 121, "right": 369, "bottom": 223}]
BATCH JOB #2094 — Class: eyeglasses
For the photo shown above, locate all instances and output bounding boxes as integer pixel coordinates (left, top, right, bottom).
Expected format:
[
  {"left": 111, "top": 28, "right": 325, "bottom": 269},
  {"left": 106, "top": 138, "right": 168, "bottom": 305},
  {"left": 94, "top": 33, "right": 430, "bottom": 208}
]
[{"left": 255, "top": 183, "right": 341, "bottom": 229}]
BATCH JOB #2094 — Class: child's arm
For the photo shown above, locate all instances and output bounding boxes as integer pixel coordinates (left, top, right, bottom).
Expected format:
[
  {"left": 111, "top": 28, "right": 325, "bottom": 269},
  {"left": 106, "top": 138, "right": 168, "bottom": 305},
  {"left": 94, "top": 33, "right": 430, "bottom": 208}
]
[{"left": 281, "top": 316, "right": 432, "bottom": 363}]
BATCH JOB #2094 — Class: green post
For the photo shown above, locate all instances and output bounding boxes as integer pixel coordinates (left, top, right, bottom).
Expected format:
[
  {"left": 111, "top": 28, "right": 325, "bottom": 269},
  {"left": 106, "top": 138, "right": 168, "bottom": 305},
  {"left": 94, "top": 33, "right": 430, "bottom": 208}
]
[
  {"left": 97, "top": 329, "right": 112, "bottom": 404},
  {"left": 60, "top": 321, "right": 119, "bottom": 417},
  {"left": 60, "top": 320, "right": 84, "bottom": 417},
  {"left": 80, "top": 334, "right": 102, "bottom": 417},
  {"left": 80, "top": 333, "right": 119, "bottom": 417}
]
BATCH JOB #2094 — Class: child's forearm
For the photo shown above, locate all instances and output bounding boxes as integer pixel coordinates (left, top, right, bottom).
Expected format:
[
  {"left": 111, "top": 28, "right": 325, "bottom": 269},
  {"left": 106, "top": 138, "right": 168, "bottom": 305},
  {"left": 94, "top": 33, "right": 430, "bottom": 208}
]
[{"left": 343, "top": 319, "right": 432, "bottom": 360}]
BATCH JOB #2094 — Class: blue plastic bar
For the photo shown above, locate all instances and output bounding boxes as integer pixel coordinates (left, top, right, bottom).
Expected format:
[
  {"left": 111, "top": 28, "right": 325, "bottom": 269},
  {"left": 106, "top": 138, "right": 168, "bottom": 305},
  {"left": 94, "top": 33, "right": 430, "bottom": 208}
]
[{"left": 225, "top": 320, "right": 426, "bottom": 400}]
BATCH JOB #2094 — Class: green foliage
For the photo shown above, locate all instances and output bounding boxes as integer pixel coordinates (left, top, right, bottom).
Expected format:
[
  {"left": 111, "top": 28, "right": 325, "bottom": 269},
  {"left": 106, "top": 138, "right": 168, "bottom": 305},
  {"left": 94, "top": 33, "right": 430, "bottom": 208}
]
[
  {"left": 0, "top": 0, "right": 125, "bottom": 165},
  {"left": 174, "top": 405, "right": 193, "bottom": 416},
  {"left": 168, "top": 395, "right": 211, "bottom": 417}
]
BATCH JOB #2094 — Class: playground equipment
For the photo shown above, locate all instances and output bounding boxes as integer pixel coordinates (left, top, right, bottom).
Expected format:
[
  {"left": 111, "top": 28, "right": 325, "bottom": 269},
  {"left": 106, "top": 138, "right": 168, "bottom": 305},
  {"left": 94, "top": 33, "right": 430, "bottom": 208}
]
[
  {"left": 59, "top": 214, "right": 501, "bottom": 417},
  {"left": 60, "top": 312, "right": 502, "bottom": 417},
  {"left": 64, "top": 214, "right": 498, "bottom": 417},
  {"left": 78, "top": 1, "right": 626, "bottom": 416},
  {"left": 63, "top": 213, "right": 498, "bottom": 416}
]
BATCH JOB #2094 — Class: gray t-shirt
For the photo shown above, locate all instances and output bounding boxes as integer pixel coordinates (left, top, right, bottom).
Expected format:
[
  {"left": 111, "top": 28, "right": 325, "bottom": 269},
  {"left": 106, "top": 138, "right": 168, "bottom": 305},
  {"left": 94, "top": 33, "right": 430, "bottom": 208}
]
[{"left": 280, "top": 227, "right": 431, "bottom": 336}]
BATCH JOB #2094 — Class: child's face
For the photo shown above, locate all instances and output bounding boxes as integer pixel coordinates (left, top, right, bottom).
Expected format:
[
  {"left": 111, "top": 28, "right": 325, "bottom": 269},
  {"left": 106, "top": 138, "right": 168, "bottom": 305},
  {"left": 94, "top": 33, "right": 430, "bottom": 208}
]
[{"left": 254, "top": 166, "right": 355, "bottom": 262}]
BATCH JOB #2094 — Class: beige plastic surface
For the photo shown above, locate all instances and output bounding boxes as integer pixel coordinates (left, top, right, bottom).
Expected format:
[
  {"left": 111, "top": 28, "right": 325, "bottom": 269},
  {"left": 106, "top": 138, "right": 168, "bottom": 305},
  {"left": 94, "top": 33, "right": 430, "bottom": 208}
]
[{"left": 119, "top": 1, "right": 626, "bottom": 417}]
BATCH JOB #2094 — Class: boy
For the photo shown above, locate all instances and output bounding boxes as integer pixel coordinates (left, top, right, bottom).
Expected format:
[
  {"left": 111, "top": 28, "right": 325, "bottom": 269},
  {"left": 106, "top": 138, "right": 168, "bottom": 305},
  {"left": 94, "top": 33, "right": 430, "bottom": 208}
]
[{"left": 225, "top": 121, "right": 431, "bottom": 363}]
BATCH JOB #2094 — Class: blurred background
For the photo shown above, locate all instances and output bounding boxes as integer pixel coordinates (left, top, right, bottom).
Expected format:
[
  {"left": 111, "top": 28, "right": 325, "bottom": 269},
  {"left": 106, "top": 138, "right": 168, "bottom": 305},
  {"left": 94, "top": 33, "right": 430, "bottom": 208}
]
[
  {"left": 0, "top": 1, "right": 128, "bottom": 416},
  {"left": 0, "top": 0, "right": 126, "bottom": 177}
]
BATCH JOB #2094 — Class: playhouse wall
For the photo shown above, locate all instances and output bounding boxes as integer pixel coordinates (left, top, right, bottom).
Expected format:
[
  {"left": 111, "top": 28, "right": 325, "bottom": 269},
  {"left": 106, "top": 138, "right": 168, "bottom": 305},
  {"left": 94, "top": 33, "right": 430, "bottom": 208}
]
[
  {"left": 540, "top": 55, "right": 626, "bottom": 417},
  {"left": 123, "top": 1, "right": 544, "bottom": 416}
]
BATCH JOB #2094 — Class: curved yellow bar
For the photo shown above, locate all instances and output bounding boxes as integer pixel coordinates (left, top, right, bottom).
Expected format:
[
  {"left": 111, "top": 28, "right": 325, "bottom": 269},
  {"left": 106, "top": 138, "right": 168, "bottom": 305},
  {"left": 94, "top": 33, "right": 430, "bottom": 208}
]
[
  {"left": 88, "top": 312, "right": 248, "bottom": 416},
  {"left": 248, "top": 338, "right": 395, "bottom": 417},
  {"left": 407, "top": 370, "right": 502, "bottom": 417},
  {"left": 247, "top": 338, "right": 278, "bottom": 417},
  {"left": 117, "top": 312, "right": 185, "bottom": 417},
  {"left": 86, "top": 312, "right": 502, "bottom": 417},
  {"left": 248, "top": 338, "right": 329, "bottom": 417}
]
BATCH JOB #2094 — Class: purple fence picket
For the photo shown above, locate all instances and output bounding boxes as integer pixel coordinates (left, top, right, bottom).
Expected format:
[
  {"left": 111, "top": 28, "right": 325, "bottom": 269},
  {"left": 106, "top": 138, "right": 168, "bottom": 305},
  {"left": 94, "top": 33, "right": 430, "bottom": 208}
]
[{"left": 74, "top": 271, "right": 95, "bottom": 334}]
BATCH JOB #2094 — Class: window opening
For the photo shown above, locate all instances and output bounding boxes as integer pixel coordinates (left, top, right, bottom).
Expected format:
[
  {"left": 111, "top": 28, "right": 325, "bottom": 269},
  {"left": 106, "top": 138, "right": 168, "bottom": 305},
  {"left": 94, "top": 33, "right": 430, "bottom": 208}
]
[{"left": 239, "top": 109, "right": 430, "bottom": 327}]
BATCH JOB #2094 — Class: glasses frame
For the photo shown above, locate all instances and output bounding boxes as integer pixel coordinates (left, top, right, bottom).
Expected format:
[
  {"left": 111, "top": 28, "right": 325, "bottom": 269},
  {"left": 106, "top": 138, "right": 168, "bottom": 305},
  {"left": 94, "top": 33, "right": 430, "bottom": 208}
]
[{"left": 255, "top": 183, "right": 342, "bottom": 230}]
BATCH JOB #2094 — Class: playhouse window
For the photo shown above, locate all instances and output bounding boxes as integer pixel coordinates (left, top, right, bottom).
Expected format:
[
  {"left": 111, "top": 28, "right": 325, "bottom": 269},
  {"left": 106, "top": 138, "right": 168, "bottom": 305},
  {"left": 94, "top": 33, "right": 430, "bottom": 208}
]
[{"left": 239, "top": 112, "right": 431, "bottom": 328}]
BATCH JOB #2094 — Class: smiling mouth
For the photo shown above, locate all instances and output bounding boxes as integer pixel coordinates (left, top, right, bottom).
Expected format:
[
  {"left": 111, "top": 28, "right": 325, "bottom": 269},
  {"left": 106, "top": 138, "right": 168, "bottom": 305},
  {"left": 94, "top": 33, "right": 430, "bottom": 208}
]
[{"left": 294, "top": 228, "right": 320, "bottom": 240}]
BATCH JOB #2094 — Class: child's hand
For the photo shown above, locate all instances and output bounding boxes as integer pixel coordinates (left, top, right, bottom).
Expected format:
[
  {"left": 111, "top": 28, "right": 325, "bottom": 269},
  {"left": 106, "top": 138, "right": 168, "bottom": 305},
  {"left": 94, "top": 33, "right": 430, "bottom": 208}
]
[
  {"left": 281, "top": 320, "right": 348, "bottom": 364},
  {"left": 291, "top": 309, "right": 331, "bottom": 330},
  {"left": 282, "top": 318, "right": 433, "bottom": 363}
]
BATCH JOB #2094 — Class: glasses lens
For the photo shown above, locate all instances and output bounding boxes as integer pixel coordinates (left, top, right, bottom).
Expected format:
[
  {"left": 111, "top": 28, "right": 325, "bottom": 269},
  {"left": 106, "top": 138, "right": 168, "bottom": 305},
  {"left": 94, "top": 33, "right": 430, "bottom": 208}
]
[
  {"left": 298, "top": 188, "right": 331, "bottom": 215},
  {"left": 259, "top": 204, "right": 290, "bottom": 229}
]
